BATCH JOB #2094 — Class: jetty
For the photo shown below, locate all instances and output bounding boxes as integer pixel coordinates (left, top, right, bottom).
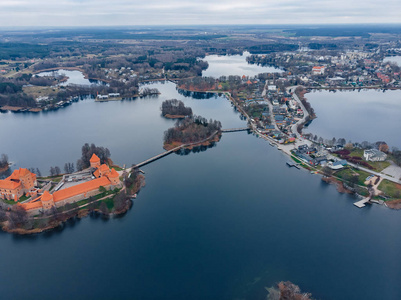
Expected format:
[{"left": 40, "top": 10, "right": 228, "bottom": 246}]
[
  {"left": 286, "top": 161, "right": 300, "bottom": 169},
  {"left": 353, "top": 197, "right": 370, "bottom": 208}
]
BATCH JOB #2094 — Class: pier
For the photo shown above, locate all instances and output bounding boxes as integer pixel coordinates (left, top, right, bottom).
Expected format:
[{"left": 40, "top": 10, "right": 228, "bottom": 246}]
[
  {"left": 353, "top": 197, "right": 371, "bottom": 208},
  {"left": 286, "top": 161, "right": 300, "bottom": 169}
]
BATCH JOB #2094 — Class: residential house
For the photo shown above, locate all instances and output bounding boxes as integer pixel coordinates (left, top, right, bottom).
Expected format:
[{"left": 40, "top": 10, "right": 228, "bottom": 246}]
[{"left": 363, "top": 149, "right": 387, "bottom": 162}]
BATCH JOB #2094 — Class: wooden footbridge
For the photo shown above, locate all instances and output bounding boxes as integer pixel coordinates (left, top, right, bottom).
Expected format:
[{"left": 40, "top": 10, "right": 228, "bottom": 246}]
[
  {"left": 221, "top": 127, "right": 249, "bottom": 133},
  {"left": 135, "top": 145, "right": 184, "bottom": 168}
]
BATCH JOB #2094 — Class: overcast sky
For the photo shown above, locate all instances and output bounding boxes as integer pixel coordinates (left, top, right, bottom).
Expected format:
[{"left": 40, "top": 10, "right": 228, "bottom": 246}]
[{"left": 0, "top": 0, "right": 400, "bottom": 27}]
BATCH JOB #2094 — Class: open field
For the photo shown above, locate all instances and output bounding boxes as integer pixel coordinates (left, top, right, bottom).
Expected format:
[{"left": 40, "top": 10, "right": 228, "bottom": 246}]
[{"left": 378, "top": 179, "right": 401, "bottom": 199}]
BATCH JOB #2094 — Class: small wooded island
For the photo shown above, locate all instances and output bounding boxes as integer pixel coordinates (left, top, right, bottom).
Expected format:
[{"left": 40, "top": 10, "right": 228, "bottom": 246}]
[
  {"left": 163, "top": 115, "right": 222, "bottom": 150},
  {"left": 161, "top": 99, "right": 193, "bottom": 119},
  {"left": 0, "top": 154, "right": 10, "bottom": 173}
]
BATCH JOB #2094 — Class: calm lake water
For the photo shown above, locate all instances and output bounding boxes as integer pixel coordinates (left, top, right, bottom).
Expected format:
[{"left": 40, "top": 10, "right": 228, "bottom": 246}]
[
  {"left": 37, "top": 69, "right": 103, "bottom": 86},
  {"left": 1, "top": 82, "right": 401, "bottom": 300},
  {"left": 202, "top": 52, "right": 282, "bottom": 78},
  {"left": 384, "top": 56, "right": 401, "bottom": 66},
  {"left": 304, "top": 89, "right": 401, "bottom": 148}
]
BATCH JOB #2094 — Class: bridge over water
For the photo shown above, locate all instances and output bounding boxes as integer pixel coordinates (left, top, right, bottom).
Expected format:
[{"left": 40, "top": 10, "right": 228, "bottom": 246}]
[
  {"left": 221, "top": 127, "right": 249, "bottom": 133},
  {"left": 132, "top": 127, "right": 249, "bottom": 169}
]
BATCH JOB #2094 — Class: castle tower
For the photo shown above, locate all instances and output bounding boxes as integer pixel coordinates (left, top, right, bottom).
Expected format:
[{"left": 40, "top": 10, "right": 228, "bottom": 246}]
[
  {"left": 108, "top": 168, "right": 120, "bottom": 186},
  {"left": 40, "top": 191, "right": 55, "bottom": 210},
  {"left": 90, "top": 154, "right": 101, "bottom": 168}
]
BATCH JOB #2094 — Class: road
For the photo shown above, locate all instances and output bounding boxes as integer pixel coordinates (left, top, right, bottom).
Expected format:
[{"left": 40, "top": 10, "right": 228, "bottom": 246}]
[{"left": 287, "top": 86, "right": 310, "bottom": 140}]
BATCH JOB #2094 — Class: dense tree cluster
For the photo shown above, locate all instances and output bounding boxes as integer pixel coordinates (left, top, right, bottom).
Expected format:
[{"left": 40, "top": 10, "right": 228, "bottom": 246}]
[
  {"left": 113, "top": 190, "right": 128, "bottom": 212},
  {"left": 0, "top": 154, "right": 8, "bottom": 170},
  {"left": 76, "top": 143, "right": 111, "bottom": 171},
  {"left": 164, "top": 115, "right": 222, "bottom": 145},
  {"left": 49, "top": 166, "right": 61, "bottom": 176},
  {"left": 140, "top": 87, "right": 159, "bottom": 96},
  {"left": 179, "top": 77, "right": 216, "bottom": 91},
  {"left": 161, "top": 99, "right": 192, "bottom": 117},
  {"left": 64, "top": 162, "right": 75, "bottom": 174}
]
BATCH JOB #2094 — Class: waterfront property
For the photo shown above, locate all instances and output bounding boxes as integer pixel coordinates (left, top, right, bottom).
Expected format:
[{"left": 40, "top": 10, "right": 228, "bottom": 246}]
[
  {"left": 0, "top": 168, "right": 37, "bottom": 201},
  {"left": 19, "top": 154, "right": 121, "bottom": 214},
  {"left": 364, "top": 149, "right": 387, "bottom": 162}
]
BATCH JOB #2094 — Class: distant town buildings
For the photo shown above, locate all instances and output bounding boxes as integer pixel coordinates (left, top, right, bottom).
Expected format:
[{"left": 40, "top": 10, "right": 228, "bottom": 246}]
[{"left": 312, "top": 66, "right": 325, "bottom": 75}]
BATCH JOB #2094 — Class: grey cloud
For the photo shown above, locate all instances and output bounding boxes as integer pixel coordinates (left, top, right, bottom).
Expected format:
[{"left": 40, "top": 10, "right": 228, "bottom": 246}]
[{"left": 0, "top": 0, "right": 399, "bottom": 26}]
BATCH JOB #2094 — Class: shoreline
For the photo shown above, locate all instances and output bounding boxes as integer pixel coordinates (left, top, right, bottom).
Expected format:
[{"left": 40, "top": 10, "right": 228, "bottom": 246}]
[
  {"left": 2, "top": 200, "right": 133, "bottom": 235},
  {"left": 163, "top": 114, "right": 187, "bottom": 119}
]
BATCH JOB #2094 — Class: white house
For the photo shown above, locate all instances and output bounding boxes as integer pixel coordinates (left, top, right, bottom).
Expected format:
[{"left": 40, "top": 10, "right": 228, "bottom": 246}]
[{"left": 363, "top": 149, "right": 387, "bottom": 162}]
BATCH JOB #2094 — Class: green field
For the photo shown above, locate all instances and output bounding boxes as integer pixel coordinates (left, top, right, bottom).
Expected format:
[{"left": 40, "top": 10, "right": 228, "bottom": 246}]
[
  {"left": 334, "top": 167, "right": 372, "bottom": 186},
  {"left": 378, "top": 179, "right": 401, "bottom": 199}
]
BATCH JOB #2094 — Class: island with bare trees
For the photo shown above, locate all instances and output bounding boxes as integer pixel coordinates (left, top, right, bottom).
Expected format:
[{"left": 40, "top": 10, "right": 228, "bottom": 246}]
[
  {"left": 161, "top": 99, "right": 193, "bottom": 119},
  {"left": 163, "top": 115, "right": 222, "bottom": 150}
]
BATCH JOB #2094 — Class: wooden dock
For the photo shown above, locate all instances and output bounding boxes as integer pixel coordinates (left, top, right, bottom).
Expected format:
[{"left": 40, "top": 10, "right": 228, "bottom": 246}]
[
  {"left": 286, "top": 161, "right": 300, "bottom": 169},
  {"left": 353, "top": 198, "right": 370, "bottom": 208}
]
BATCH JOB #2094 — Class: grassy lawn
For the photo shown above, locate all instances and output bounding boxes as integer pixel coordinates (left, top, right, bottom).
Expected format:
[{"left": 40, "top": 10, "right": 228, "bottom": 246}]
[
  {"left": 1, "top": 194, "right": 31, "bottom": 205},
  {"left": 368, "top": 160, "right": 391, "bottom": 172},
  {"left": 40, "top": 175, "right": 63, "bottom": 182},
  {"left": 335, "top": 167, "right": 372, "bottom": 186},
  {"left": 113, "top": 166, "right": 123, "bottom": 171},
  {"left": 1, "top": 198, "right": 18, "bottom": 205},
  {"left": 291, "top": 156, "right": 301, "bottom": 164},
  {"left": 19, "top": 194, "right": 30, "bottom": 201},
  {"left": 378, "top": 179, "right": 401, "bottom": 199},
  {"left": 347, "top": 148, "right": 390, "bottom": 171},
  {"left": 349, "top": 149, "right": 364, "bottom": 158},
  {"left": 102, "top": 197, "right": 115, "bottom": 210}
]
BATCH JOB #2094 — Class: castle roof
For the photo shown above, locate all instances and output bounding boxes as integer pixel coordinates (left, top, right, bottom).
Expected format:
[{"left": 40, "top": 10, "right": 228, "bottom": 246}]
[
  {"left": 9, "top": 168, "right": 31, "bottom": 180},
  {"left": 0, "top": 179, "right": 21, "bottom": 190},
  {"left": 52, "top": 176, "right": 111, "bottom": 203},
  {"left": 99, "top": 164, "right": 109, "bottom": 173},
  {"left": 19, "top": 198, "right": 42, "bottom": 210},
  {"left": 90, "top": 153, "right": 100, "bottom": 163},
  {"left": 109, "top": 168, "right": 119, "bottom": 178},
  {"left": 41, "top": 191, "right": 53, "bottom": 202}
]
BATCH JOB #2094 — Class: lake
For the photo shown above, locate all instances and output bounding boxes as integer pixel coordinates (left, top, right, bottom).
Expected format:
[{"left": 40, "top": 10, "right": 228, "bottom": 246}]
[
  {"left": 0, "top": 82, "right": 243, "bottom": 175},
  {"left": 304, "top": 89, "right": 401, "bottom": 148},
  {"left": 0, "top": 82, "right": 401, "bottom": 300},
  {"left": 37, "top": 69, "right": 104, "bottom": 86},
  {"left": 202, "top": 52, "right": 283, "bottom": 78},
  {"left": 383, "top": 56, "right": 401, "bottom": 66}
]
